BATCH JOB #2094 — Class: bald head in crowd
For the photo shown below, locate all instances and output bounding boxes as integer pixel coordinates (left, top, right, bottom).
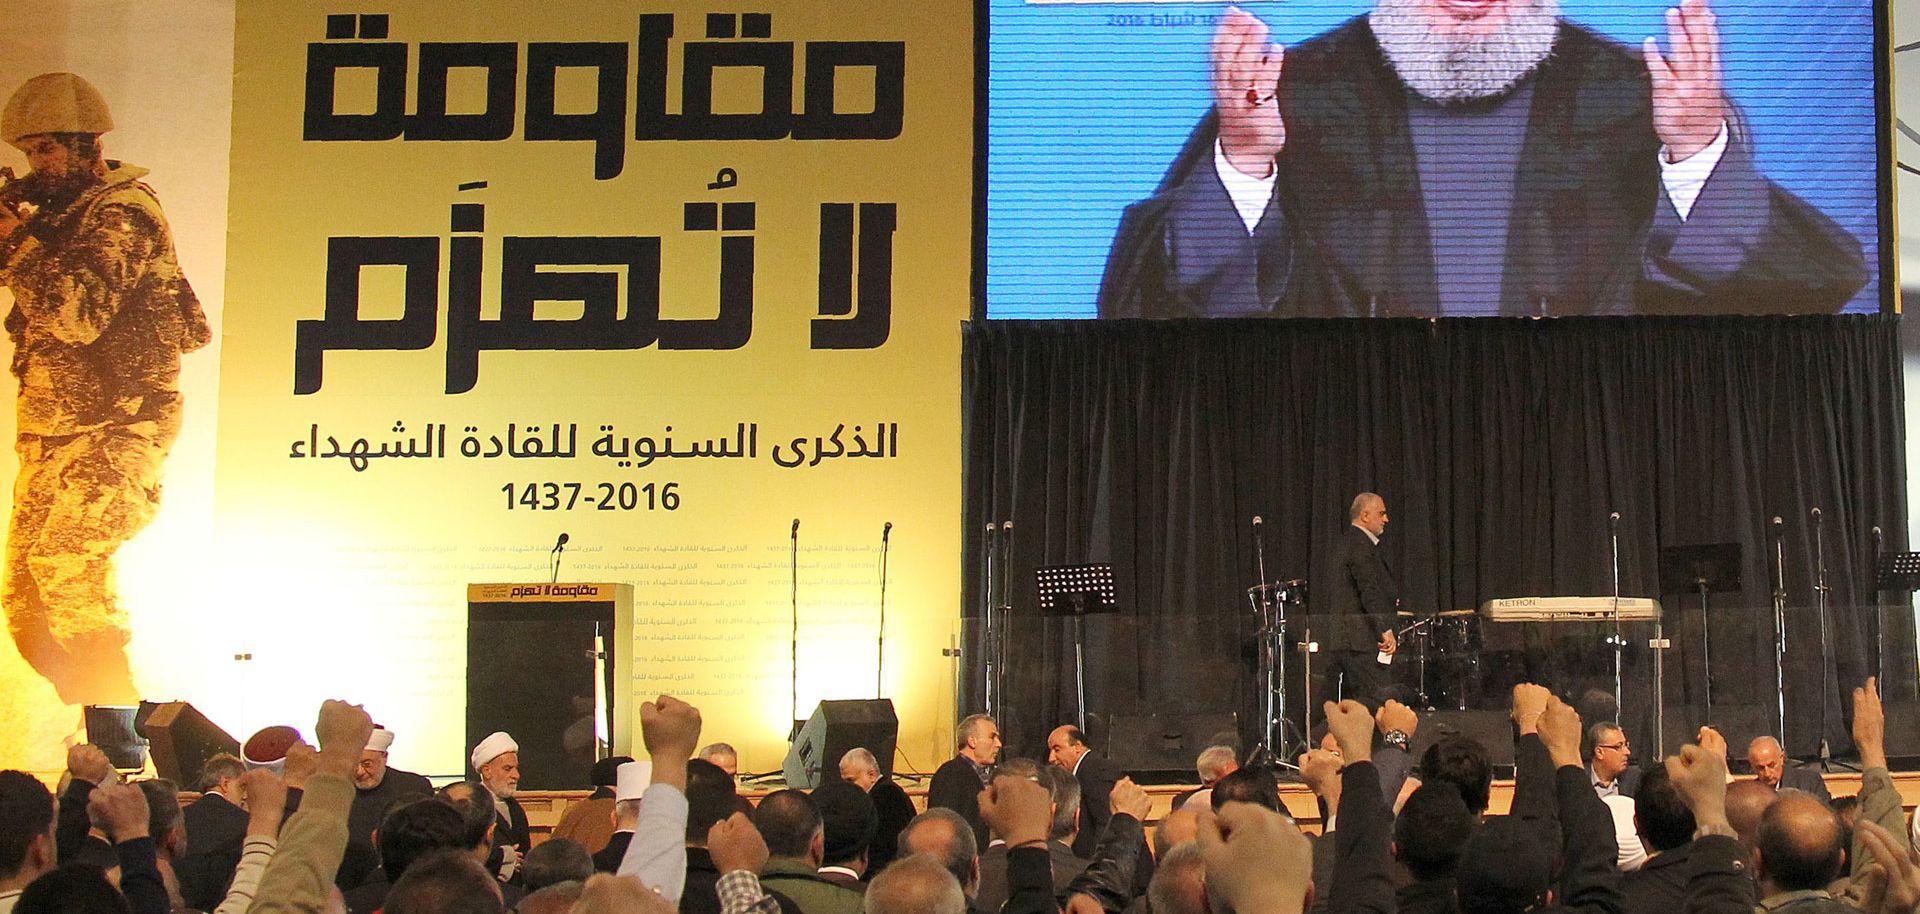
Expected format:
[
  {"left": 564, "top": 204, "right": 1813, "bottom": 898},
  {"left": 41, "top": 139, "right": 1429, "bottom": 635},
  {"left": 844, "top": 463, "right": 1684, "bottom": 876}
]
[
  {"left": 1756, "top": 792, "right": 1847, "bottom": 894},
  {"left": 1725, "top": 779, "right": 1779, "bottom": 850},
  {"left": 1747, "top": 737, "right": 1789, "bottom": 788},
  {"left": 898, "top": 808, "right": 978, "bottom": 896},
  {"left": 1148, "top": 842, "right": 1209, "bottom": 914},
  {"left": 864, "top": 854, "right": 966, "bottom": 914}
]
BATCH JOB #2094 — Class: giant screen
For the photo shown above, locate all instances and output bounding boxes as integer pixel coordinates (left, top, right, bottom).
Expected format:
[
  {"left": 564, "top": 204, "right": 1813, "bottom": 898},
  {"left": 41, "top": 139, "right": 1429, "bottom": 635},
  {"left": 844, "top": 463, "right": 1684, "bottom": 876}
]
[{"left": 985, "top": 0, "right": 1886, "bottom": 318}]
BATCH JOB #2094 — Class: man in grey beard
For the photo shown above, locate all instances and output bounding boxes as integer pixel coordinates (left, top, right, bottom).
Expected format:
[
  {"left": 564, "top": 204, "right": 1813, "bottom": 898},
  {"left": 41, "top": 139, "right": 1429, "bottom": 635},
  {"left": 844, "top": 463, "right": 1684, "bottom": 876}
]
[{"left": 1097, "top": 0, "right": 1867, "bottom": 318}]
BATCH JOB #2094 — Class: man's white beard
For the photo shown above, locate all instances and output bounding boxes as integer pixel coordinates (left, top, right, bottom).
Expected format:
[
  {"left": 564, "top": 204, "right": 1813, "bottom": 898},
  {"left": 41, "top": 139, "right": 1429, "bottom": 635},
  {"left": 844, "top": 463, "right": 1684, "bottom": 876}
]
[{"left": 1371, "top": 0, "right": 1561, "bottom": 103}]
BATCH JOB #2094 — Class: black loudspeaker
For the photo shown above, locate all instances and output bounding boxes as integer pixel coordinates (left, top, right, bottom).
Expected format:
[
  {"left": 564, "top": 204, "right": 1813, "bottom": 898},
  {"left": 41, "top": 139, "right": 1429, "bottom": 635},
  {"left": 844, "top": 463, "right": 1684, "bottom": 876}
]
[
  {"left": 142, "top": 702, "right": 241, "bottom": 785},
  {"left": 83, "top": 705, "right": 146, "bottom": 770},
  {"left": 1885, "top": 701, "right": 1920, "bottom": 759},
  {"left": 783, "top": 699, "right": 898, "bottom": 788},
  {"left": 1410, "top": 710, "right": 1515, "bottom": 768},
  {"left": 1098, "top": 712, "right": 1240, "bottom": 776}
]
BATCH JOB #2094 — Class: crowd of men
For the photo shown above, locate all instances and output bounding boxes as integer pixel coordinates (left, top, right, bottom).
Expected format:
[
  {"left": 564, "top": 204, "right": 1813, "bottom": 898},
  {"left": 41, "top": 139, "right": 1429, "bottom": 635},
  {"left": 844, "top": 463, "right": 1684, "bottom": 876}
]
[{"left": 3, "top": 679, "right": 1918, "bottom": 914}]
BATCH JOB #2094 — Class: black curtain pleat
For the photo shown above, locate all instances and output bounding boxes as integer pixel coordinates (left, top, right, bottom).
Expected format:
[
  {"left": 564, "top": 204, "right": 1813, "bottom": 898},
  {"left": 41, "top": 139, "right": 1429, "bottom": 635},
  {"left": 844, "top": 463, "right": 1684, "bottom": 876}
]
[{"left": 961, "top": 316, "right": 1907, "bottom": 762}]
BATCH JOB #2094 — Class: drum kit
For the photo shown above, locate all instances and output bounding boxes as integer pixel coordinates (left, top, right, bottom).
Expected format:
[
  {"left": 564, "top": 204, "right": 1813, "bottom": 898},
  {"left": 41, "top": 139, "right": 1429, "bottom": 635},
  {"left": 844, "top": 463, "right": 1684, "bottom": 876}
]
[{"left": 1246, "top": 578, "right": 1483, "bottom": 762}]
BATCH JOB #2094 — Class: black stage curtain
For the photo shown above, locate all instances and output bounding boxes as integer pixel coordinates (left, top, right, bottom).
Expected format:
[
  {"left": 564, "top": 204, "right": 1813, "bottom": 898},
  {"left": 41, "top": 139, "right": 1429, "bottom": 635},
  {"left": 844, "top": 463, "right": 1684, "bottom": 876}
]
[{"left": 962, "top": 316, "right": 1907, "bottom": 762}]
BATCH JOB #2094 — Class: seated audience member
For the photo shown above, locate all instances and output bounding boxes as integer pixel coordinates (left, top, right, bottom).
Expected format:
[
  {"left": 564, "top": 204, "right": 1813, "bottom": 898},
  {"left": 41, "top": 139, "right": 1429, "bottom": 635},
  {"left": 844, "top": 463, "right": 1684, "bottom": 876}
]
[
  {"left": 1754, "top": 787, "right": 1851, "bottom": 907},
  {"left": 595, "top": 760, "right": 652, "bottom": 873},
  {"left": 178, "top": 754, "right": 249, "bottom": 909},
  {"left": 683, "top": 757, "right": 751, "bottom": 914},
  {"left": 1726, "top": 779, "right": 1779, "bottom": 851},
  {"left": 469, "top": 732, "right": 531, "bottom": 863},
  {"left": 1172, "top": 744, "right": 1239, "bottom": 811},
  {"left": 603, "top": 694, "right": 707, "bottom": 900},
  {"left": 1747, "top": 736, "right": 1833, "bottom": 804},
  {"left": 552, "top": 755, "right": 632, "bottom": 855},
  {"left": 863, "top": 854, "right": 966, "bottom": 914},
  {"left": 752, "top": 789, "right": 863, "bottom": 914},
  {"left": 439, "top": 781, "right": 524, "bottom": 904},
  {"left": 520, "top": 838, "right": 593, "bottom": 893},
  {"left": 1419, "top": 734, "right": 1494, "bottom": 817},
  {"left": 699, "top": 743, "right": 740, "bottom": 781},
  {"left": 1145, "top": 842, "right": 1207, "bottom": 914},
  {"left": 1588, "top": 721, "right": 1641, "bottom": 799},
  {"left": 1209, "top": 764, "right": 1282, "bottom": 812},
  {"left": 382, "top": 848, "right": 505, "bottom": 914},
  {"left": 839, "top": 748, "right": 915, "bottom": 876},
  {"left": 516, "top": 880, "right": 585, "bottom": 914},
  {"left": 0, "top": 771, "right": 57, "bottom": 913},
  {"left": 345, "top": 798, "right": 468, "bottom": 914},
  {"left": 1392, "top": 784, "right": 1473, "bottom": 914},
  {"left": 974, "top": 762, "right": 1088, "bottom": 913},
  {"left": 131, "top": 780, "right": 189, "bottom": 911},
  {"left": 927, "top": 715, "right": 1001, "bottom": 850},
  {"left": 343, "top": 725, "right": 433, "bottom": 889},
  {"left": 15, "top": 866, "right": 142, "bottom": 914},
  {"left": 898, "top": 809, "right": 980, "bottom": 905},
  {"left": 810, "top": 779, "right": 878, "bottom": 889},
  {"left": 1620, "top": 764, "right": 1696, "bottom": 914}
]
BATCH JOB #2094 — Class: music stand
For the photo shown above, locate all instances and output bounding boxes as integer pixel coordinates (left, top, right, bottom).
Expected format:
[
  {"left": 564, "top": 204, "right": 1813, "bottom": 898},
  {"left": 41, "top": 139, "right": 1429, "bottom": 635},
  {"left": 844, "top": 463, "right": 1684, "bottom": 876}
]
[
  {"left": 1875, "top": 552, "right": 1920, "bottom": 695},
  {"left": 1036, "top": 564, "right": 1118, "bottom": 731},
  {"left": 1659, "top": 544, "right": 1742, "bottom": 728}
]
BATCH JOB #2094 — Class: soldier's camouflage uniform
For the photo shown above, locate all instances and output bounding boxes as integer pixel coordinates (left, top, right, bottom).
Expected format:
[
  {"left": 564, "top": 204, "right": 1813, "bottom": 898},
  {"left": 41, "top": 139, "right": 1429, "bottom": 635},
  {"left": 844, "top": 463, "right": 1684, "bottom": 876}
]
[{"left": 0, "top": 160, "right": 210, "bottom": 703}]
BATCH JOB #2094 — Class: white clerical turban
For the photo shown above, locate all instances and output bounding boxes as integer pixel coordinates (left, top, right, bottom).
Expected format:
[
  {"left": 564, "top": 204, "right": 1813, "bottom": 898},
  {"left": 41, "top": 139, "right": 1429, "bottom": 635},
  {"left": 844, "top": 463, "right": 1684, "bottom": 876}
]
[
  {"left": 365, "top": 728, "right": 395, "bottom": 752},
  {"left": 615, "top": 761, "right": 653, "bottom": 802},
  {"left": 471, "top": 731, "right": 518, "bottom": 770}
]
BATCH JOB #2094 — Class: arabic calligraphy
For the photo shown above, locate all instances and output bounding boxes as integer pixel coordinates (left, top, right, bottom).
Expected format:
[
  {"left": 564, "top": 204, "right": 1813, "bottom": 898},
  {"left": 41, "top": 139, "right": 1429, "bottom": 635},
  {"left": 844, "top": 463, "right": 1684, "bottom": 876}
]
[{"left": 287, "top": 421, "right": 901, "bottom": 472}]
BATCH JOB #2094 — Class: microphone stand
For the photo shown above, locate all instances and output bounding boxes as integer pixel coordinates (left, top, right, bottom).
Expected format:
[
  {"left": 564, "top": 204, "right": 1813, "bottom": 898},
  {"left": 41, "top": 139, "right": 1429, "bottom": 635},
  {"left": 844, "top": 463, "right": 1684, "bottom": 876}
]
[
  {"left": 1609, "top": 513, "right": 1623, "bottom": 713},
  {"left": 1812, "top": 508, "right": 1833, "bottom": 768},
  {"left": 997, "top": 521, "right": 1013, "bottom": 719},
  {"left": 877, "top": 523, "right": 891, "bottom": 699},
  {"left": 1870, "top": 525, "right": 1885, "bottom": 685},
  {"left": 1770, "top": 519, "right": 1788, "bottom": 746},
  {"left": 791, "top": 519, "right": 801, "bottom": 738},
  {"left": 982, "top": 523, "right": 998, "bottom": 718}
]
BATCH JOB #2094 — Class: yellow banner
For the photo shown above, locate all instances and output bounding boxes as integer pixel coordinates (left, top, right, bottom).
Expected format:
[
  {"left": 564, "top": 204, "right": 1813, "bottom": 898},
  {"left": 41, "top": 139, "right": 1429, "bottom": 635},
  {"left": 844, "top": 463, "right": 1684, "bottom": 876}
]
[{"left": 0, "top": 0, "right": 969, "bottom": 780}]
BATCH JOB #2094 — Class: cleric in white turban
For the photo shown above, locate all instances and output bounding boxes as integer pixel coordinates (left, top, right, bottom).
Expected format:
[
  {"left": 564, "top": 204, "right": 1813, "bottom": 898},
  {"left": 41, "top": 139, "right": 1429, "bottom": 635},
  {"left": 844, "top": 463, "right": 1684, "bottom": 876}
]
[
  {"left": 340, "top": 723, "right": 434, "bottom": 889},
  {"left": 471, "top": 730, "right": 531, "bottom": 852}
]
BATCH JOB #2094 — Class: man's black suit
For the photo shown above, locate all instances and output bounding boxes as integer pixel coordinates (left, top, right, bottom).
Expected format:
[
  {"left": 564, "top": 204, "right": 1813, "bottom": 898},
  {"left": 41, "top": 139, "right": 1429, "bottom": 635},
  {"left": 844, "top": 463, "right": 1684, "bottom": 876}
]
[
  {"left": 866, "top": 777, "right": 918, "bottom": 876},
  {"left": 927, "top": 755, "right": 991, "bottom": 849},
  {"left": 595, "top": 831, "right": 634, "bottom": 873},
  {"left": 177, "top": 792, "right": 249, "bottom": 910},
  {"left": 1324, "top": 523, "right": 1398, "bottom": 705},
  {"left": 1068, "top": 750, "right": 1122, "bottom": 859},
  {"left": 1097, "top": 17, "right": 1867, "bottom": 319},
  {"left": 1775, "top": 766, "right": 1832, "bottom": 804}
]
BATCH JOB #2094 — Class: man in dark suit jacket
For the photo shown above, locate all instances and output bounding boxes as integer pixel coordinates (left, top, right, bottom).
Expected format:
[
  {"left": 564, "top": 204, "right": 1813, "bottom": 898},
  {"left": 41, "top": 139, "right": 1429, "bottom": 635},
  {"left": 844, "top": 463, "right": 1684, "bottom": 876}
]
[
  {"left": 837, "top": 747, "right": 914, "bottom": 878},
  {"left": 178, "top": 755, "right": 250, "bottom": 910},
  {"left": 1323, "top": 493, "right": 1399, "bottom": 707},
  {"left": 927, "top": 714, "right": 1002, "bottom": 850},
  {"left": 1586, "top": 721, "right": 1642, "bottom": 799},
  {"left": 1045, "top": 725, "right": 1121, "bottom": 859},
  {"left": 1745, "top": 736, "right": 1832, "bottom": 804}
]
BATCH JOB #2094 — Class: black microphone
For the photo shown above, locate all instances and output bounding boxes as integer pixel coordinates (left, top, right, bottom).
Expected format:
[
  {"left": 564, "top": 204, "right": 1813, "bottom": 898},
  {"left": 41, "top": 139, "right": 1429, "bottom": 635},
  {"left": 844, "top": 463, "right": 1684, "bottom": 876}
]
[
  {"left": 883, "top": 521, "right": 893, "bottom": 542},
  {"left": 1772, "top": 516, "right": 1784, "bottom": 535},
  {"left": 1608, "top": 511, "right": 1620, "bottom": 527},
  {"left": 1872, "top": 525, "right": 1883, "bottom": 540},
  {"left": 1252, "top": 515, "right": 1264, "bottom": 527},
  {"left": 791, "top": 518, "right": 801, "bottom": 537},
  {"left": 553, "top": 532, "right": 569, "bottom": 553},
  {"left": 1002, "top": 520, "right": 1012, "bottom": 533},
  {"left": 550, "top": 533, "right": 570, "bottom": 583},
  {"left": 1811, "top": 507, "right": 1823, "bottom": 524}
]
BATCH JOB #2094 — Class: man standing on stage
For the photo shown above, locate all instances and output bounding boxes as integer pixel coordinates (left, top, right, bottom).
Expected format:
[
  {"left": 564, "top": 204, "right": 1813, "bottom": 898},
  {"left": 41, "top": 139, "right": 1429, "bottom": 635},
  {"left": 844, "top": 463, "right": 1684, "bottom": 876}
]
[
  {"left": 0, "top": 72, "right": 211, "bottom": 705},
  {"left": 1326, "top": 492, "right": 1398, "bottom": 706},
  {"left": 926, "top": 713, "right": 1001, "bottom": 849}
]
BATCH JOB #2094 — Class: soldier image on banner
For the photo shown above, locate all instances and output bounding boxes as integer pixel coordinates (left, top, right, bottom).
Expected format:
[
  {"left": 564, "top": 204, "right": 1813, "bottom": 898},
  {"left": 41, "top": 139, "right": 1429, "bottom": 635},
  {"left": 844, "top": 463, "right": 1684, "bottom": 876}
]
[{"left": 0, "top": 72, "right": 211, "bottom": 706}]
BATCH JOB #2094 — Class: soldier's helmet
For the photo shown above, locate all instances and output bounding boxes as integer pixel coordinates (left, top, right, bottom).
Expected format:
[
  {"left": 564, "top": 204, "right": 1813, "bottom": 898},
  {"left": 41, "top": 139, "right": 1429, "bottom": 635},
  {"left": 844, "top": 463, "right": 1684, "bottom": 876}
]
[{"left": 2, "top": 73, "right": 114, "bottom": 148}]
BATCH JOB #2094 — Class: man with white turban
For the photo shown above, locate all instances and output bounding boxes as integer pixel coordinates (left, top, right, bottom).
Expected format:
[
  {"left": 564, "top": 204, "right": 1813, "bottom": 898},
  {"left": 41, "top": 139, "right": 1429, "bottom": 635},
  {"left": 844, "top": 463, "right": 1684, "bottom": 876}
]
[
  {"left": 472, "top": 731, "right": 531, "bottom": 855},
  {"left": 340, "top": 725, "right": 433, "bottom": 889}
]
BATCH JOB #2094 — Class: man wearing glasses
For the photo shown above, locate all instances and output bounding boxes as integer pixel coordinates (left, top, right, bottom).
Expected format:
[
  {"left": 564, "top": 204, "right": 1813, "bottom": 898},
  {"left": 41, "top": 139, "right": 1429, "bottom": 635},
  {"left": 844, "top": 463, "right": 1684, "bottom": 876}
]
[{"left": 1587, "top": 722, "right": 1641, "bottom": 799}]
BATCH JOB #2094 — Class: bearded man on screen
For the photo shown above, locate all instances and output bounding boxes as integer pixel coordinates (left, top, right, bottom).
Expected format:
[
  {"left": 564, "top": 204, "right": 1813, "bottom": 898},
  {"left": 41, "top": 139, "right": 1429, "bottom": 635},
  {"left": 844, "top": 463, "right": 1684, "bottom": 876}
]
[{"left": 1097, "top": 0, "right": 1868, "bottom": 318}]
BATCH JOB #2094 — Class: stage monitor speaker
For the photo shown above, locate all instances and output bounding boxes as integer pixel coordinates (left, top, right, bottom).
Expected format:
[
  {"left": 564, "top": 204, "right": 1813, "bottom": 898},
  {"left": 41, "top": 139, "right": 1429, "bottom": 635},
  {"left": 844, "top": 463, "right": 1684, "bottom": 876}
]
[
  {"left": 143, "top": 702, "right": 241, "bottom": 785},
  {"left": 1885, "top": 701, "right": 1920, "bottom": 759},
  {"left": 1098, "top": 712, "right": 1240, "bottom": 775},
  {"left": 83, "top": 705, "right": 146, "bottom": 770},
  {"left": 783, "top": 699, "right": 898, "bottom": 789},
  {"left": 1409, "top": 710, "right": 1515, "bottom": 769}
]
